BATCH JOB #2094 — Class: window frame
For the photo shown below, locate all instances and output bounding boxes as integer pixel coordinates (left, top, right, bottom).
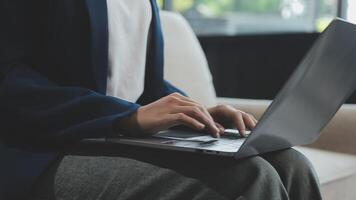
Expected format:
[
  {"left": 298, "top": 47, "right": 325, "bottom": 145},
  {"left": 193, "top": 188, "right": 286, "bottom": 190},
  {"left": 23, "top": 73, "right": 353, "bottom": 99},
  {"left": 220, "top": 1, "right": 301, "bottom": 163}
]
[{"left": 337, "top": 0, "right": 347, "bottom": 18}]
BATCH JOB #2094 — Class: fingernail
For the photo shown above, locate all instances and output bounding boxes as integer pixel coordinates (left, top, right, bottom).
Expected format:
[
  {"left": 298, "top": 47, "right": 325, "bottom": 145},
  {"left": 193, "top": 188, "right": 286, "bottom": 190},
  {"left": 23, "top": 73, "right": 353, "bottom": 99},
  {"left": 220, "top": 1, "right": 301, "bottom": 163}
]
[
  {"left": 240, "top": 130, "right": 246, "bottom": 137},
  {"left": 219, "top": 128, "right": 225, "bottom": 134},
  {"left": 214, "top": 126, "right": 220, "bottom": 132}
]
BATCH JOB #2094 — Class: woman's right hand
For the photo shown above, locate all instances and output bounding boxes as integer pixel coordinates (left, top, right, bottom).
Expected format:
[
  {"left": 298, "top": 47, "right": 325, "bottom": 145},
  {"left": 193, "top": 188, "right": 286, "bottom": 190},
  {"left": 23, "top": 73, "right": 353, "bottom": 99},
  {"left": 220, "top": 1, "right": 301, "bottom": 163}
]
[{"left": 120, "top": 93, "right": 221, "bottom": 137}]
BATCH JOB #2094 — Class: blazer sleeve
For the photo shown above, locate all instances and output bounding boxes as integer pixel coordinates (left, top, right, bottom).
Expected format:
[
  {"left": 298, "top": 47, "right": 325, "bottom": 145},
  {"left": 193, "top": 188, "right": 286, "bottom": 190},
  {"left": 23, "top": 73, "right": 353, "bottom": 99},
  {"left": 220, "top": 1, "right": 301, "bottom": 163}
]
[
  {"left": 0, "top": 1, "right": 140, "bottom": 145},
  {"left": 0, "top": 67, "right": 140, "bottom": 144}
]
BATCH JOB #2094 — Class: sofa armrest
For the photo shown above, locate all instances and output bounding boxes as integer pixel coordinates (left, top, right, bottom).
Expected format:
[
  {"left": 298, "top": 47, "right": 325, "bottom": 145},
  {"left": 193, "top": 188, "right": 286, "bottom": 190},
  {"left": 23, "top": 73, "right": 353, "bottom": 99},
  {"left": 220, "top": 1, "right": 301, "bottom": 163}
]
[{"left": 217, "top": 97, "right": 356, "bottom": 155}]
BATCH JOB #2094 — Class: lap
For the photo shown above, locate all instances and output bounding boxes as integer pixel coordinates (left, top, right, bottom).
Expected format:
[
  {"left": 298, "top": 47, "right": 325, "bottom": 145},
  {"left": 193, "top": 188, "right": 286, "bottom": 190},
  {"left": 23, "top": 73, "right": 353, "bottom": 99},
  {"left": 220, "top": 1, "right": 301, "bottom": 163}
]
[
  {"left": 87, "top": 145, "right": 319, "bottom": 200},
  {"left": 30, "top": 155, "right": 227, "bottom": 200},
  {"left": 109, "top": 147, "right": 307, "bottom": 199},
  {"left": 30, "top": 144, "right": 320, "bottom": 200}
]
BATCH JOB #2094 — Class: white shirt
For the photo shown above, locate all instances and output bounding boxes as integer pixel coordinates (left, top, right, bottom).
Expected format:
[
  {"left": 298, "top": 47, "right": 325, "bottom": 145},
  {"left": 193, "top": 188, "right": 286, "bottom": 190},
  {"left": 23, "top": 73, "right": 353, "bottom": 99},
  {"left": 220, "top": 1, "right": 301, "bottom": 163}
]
[{"left": 106, "top": 0, "right": 152, "bottom": 102}]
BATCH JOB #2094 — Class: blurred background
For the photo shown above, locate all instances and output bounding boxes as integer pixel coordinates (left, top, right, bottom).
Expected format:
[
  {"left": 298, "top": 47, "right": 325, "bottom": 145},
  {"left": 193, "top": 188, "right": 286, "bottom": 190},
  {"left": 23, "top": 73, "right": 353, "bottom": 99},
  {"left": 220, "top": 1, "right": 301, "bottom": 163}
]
[
  {"left": 158, "top": 0, "right": 339, "bottom": 35},
  {"left": 156, "top": 0, "right": 356, "bottom": 102}
]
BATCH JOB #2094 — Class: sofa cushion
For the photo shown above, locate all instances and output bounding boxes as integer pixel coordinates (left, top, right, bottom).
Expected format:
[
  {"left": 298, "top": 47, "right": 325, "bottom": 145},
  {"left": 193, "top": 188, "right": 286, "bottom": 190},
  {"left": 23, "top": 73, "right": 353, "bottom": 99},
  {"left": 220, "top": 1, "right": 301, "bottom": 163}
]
[
  {"left": 160, "top": 11, "right": 217, "bottom": 107},
  {"left": 296, "top": 147, "right": 356, "bottom": 200}
]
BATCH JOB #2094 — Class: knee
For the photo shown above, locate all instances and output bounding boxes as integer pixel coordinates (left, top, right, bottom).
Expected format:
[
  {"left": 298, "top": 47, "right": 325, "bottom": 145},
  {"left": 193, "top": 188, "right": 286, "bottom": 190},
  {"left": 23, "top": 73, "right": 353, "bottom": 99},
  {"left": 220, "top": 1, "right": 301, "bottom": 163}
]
[
  {"left": 263, "top": 148, "right": 320, "bottom": 188},
  {"left": 236, "top": 156, "right": 284, "bottom": 185},
  {"left": 267, "top": 148, "right": 316, "bottom": 174},
  {"left": 230, "top": 156, "right": 288, "bottom": 199}
]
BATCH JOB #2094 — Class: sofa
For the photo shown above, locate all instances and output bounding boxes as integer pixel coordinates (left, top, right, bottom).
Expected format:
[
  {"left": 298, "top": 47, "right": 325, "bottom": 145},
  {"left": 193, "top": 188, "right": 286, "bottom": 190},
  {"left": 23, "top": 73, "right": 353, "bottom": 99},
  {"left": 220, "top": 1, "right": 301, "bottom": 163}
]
[{"left": 160, "top": 11, "right": 356, "bottom": 200}]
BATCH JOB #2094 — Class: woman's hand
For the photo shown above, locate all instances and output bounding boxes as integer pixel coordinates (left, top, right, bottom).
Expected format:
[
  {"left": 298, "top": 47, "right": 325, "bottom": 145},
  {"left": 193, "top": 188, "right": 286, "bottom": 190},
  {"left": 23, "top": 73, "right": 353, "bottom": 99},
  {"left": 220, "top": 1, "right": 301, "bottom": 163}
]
[
  {"left": 121, "top": 93, "right": 221, "bottom": 137},
  {"left": 119, "top": 93, "right": 257, "bottom": 137},
  {"left": 208, "top": 105, "right": 258, "bottom": 137}
]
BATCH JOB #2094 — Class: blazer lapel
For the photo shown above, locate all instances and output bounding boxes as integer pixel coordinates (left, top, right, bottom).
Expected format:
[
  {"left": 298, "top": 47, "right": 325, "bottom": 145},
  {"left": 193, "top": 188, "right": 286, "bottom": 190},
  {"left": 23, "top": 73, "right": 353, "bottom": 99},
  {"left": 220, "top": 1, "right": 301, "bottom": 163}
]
[
  {"left": 149, "top": 0, "right": 164, "bottom": 78},
  {"left": 139, "top": 0, "right": 166, "bottom": 103},
  {"left": 85, "top": 0, "right": 108, "bottom": 94}
]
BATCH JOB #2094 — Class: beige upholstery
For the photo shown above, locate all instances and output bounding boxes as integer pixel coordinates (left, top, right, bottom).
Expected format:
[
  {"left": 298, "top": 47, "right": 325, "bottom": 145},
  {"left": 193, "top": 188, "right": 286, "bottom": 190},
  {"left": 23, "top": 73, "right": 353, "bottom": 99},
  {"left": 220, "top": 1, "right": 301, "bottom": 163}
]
[
  {"left": 160, "top": 11, "right": 217, "bottom": 107},
  {"left": 296, "top": 147, "right": 356, "bottom": 200},
  {"left": 161, "top": 11, "right": 356, "bottom": 200}
]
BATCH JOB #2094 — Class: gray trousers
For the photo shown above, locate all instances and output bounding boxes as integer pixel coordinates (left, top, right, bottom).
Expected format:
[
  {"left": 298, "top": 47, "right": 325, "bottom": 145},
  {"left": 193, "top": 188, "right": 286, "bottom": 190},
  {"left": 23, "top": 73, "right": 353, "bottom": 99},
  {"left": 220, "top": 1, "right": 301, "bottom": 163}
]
[{"left": 29, "top": 145, "right": 322, "bottom": 200}]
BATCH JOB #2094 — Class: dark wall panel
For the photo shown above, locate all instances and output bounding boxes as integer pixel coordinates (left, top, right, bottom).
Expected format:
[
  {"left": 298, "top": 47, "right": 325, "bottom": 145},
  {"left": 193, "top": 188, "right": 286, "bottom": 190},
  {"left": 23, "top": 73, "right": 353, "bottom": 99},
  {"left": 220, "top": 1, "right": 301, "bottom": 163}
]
[{"left": 198, "top": 33, "right": 356, "bottom": 103}]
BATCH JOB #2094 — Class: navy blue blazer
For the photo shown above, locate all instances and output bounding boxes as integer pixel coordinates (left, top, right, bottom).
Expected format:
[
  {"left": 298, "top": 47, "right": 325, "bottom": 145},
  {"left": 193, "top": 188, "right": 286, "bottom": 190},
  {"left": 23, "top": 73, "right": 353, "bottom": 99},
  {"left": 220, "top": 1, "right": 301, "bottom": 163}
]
[{"left": 0, "top": 0, "right": 184, "bottom": 199}]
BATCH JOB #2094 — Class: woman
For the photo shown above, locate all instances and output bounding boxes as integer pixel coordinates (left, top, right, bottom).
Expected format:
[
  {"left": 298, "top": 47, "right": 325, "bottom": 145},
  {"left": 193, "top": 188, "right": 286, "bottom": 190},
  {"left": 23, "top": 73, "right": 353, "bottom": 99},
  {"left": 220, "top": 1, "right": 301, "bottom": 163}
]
[{"left": 0, "top": 0, "right": 321, "bottom": 199}]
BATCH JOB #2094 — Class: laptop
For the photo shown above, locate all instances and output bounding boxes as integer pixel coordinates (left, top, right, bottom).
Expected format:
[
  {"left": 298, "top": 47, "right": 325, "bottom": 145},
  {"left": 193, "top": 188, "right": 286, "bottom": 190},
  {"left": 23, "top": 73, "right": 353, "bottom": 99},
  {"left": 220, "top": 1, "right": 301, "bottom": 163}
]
[{"left": 107, "top": 19, "right": 356, "bottom": 160}]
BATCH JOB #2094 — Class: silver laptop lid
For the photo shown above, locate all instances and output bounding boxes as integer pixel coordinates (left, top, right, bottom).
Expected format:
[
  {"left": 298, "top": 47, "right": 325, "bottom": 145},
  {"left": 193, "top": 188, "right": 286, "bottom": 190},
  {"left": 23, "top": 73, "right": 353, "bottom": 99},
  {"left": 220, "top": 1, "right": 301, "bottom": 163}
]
[{"left": 236, "top": 19, "right": 356, "bottom": 159}]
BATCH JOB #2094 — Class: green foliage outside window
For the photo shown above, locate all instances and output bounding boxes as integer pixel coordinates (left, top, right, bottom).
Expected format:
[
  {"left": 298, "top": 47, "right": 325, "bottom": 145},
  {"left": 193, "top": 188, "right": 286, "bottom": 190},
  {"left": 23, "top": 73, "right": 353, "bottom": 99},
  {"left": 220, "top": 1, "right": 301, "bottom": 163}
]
[
  {"left": 234, "top": 0, "right": 283, "bottom": 14},
  {"left": 156, "top": 0, "right": 163, "bottom": 8},
  {"left": 169, "top": 0, "right": 334, "bottom": 17},
  {"left": 171, "top": 0, "right": 286, "bottom": 16}
]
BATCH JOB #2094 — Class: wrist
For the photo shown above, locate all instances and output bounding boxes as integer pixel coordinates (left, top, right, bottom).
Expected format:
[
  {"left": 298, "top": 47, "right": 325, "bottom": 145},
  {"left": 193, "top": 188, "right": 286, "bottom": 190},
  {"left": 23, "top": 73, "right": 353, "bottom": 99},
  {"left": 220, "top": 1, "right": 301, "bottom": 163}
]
[{"left": 114, "top": 109, "right": 141, "bottom": 135}]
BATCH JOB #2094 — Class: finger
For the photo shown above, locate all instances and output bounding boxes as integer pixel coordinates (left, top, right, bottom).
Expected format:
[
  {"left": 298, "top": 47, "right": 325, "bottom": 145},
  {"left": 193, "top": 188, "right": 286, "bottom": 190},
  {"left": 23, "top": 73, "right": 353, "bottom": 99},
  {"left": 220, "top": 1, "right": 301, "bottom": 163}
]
[
  {"left": 169, "top": 97, "right": 218, "bottom": 129},
  {"left": 173, "top": 106, "right": 220, "bottom": 136},
  {"left": 232, "top": 112, "right": 246, "bottom": 137},
  {"left": 215, "top": 122, "right": 225, "bottom": 135},
  {"left": 170, "top": 93, "right": 215, "bottom": 122},
  {"left": 168, "top": 113, "right": 206, "bottom": 131},
  {"left": 242, "top": 113, "right": 256, "bottom": 129},
  {"left": 180, "top": 100, "right": 215, "bottom": 122},
  {"left": 167, "top": 94, "right": 219, "bottom": 137},
  {"left": 247, "top": 113, "right": 258, "bottom": 124}
]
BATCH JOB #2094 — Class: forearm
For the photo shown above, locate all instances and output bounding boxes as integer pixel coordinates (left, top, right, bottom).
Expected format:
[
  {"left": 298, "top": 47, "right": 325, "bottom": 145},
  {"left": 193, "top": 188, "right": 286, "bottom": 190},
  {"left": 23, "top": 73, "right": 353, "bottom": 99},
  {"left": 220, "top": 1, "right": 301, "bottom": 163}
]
[{"left": 0, "top": 64, "right": 140, "bottom": 145}]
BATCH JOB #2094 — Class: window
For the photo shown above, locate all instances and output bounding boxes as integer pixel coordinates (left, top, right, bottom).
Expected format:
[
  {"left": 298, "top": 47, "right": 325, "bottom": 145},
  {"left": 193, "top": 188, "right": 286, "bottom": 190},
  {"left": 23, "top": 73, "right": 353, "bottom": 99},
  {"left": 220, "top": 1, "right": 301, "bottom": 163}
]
[
  {"left": 161, "top": 0, "right": 338, "bottom": 36},
  {"left": 346, "top": 0, "right": 356, "bottom": 23}
]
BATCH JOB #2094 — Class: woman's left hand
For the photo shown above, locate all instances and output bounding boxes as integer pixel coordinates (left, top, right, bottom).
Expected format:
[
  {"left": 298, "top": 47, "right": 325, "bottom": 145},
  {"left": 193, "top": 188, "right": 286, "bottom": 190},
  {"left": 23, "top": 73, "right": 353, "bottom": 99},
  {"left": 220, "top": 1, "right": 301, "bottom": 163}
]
[{"left": 208, "top": 105, "right": 258, "bottom": 137}]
